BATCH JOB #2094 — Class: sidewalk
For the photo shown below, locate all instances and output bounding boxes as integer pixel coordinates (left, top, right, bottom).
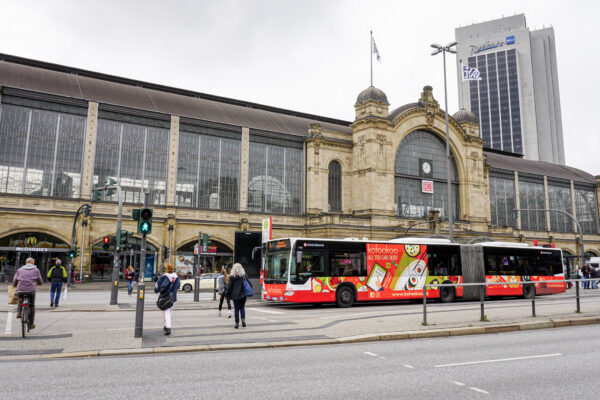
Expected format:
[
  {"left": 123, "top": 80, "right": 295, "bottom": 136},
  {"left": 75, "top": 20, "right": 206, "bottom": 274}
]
[{"left": 1, "top": 290, "right": 600, "bottom": 361}]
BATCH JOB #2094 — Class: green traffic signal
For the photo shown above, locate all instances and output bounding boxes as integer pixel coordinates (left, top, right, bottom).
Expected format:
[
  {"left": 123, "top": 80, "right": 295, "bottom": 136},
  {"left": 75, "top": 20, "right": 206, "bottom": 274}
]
[
  {"left": 69, "top": 246, "right": 80, "bottom": 258},
  {"left": 137, "top": 208, "right": 153, "bottom": 234}
]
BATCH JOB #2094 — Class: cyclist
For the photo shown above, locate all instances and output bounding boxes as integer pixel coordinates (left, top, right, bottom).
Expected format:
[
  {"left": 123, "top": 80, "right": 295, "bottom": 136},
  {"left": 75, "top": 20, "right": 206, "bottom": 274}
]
[{"left": 12, "top": 257, "right": 42, "bottom": 330}]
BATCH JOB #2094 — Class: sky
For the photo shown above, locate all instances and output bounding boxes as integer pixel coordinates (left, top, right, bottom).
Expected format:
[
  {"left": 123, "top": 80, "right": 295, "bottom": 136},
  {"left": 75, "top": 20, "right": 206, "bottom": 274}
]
[{"left": 0, "top": 0, "right": 598, "bottom": 175}]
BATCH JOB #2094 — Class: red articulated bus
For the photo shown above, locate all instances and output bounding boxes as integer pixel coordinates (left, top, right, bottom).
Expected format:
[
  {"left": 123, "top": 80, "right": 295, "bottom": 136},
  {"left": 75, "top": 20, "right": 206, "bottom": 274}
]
[{"left": 262, "top": 237, "right": 565, "bottom": 307}]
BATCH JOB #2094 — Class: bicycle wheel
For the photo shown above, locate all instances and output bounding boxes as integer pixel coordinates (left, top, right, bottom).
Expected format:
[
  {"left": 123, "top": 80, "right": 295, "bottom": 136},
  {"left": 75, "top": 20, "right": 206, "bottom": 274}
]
[{"left": 21, "top": 306, "right": 29, "bottom": 338}]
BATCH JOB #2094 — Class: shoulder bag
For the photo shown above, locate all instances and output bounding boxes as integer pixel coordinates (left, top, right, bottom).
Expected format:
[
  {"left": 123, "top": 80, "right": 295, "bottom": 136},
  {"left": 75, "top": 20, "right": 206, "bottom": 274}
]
[{"left": 243, "top": 278, "right": 254, "bottom": 297}]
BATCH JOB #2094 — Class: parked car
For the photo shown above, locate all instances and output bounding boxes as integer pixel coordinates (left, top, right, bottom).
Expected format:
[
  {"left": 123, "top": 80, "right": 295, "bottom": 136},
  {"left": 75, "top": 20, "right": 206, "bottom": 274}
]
[{"left": 179, "top": 273, "right": 219, "bottom": 292}]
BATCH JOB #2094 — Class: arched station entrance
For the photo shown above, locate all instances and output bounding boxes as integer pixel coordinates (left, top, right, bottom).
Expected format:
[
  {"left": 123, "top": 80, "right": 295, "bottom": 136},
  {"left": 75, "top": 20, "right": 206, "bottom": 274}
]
[
  {"left": 90, "top": 237, "right": 158, "bottom": 281},
  {"left": 0, "top": 232, "right": 70, "bottom": 282},
  {"left": 176, "top": 239, "right": 233, "bottom": 279}
]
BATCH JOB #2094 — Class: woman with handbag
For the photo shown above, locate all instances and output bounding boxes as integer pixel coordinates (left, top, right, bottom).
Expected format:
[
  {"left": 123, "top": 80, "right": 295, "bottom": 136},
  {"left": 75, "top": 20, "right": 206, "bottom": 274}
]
[
  {"left": 225, "top": 263, "right": 253, "bottom": 329},
  {"left": 154, "top": 264, "right": 180, "bottom": 336}
]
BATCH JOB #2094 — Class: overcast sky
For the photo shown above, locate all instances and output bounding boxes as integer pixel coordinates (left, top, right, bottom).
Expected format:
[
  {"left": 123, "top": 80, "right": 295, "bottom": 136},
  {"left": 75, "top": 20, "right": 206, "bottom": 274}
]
[{"left": 1, "top": 0, "right": 598, "bottom": 175}]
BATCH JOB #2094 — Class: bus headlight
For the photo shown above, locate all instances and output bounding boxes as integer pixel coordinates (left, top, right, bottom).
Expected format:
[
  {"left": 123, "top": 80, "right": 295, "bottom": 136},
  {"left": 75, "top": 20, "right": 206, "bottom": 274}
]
[{"left": 283, "top": 290, "right": 294, "bottom": 296}]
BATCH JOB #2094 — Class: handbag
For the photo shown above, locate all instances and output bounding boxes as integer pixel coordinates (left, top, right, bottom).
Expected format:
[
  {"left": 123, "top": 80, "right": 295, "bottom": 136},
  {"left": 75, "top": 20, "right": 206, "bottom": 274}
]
[
  {"left": 8, "top": 285, "right": 18, "bottom": 305},
  {"left": 243, "top": 278, "right": 254, "bottom": 297}
]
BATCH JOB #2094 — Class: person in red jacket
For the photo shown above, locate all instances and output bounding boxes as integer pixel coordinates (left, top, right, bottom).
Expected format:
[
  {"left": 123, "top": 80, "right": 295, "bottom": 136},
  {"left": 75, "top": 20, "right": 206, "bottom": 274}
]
[{"left": 125, "top": 265, "right": 136, "bottom": 295}]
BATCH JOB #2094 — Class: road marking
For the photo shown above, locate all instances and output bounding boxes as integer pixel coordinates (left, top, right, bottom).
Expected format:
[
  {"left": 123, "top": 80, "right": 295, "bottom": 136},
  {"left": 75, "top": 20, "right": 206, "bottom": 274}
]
[
  {"left": 4, "top": 312, "right": 12, "bottom": 335},
  {"left": 434, "top": 353, "right": 562, "bottom": 368},
  {"left": 246, "top": 308, "right": 284, "bottom": 315},
  {"left": 469, "top": 387, "right": 490, "bottom": 394},
  {"left": 403, "top": 364, "right": 415, "bottom": 369},
  {"left": 379, "top": 357, "right": 385, "bottom": 360},
  {"left": 363, "top": 351, "right": 378, "bottom": 357},
  {"left": 449, "top": 380, "right": 465, "bottom": 386}
]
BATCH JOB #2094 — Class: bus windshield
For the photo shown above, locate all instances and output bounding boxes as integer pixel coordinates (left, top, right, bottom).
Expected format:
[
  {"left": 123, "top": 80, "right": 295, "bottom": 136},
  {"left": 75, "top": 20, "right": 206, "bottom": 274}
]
[{"left": 264, "top": 251, "right": 289, "bottom": 284}]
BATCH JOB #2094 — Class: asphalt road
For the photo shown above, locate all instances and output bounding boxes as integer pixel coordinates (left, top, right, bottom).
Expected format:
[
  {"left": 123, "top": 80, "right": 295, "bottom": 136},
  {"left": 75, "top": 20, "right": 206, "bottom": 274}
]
[{"left": 2, "top": 324, "right": 598, "bottom": 399}]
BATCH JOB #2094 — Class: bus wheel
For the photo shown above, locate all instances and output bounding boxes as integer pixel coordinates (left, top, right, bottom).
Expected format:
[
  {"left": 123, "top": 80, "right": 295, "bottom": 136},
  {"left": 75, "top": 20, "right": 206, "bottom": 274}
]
[
  {"left": 523, "top": 284, "right": 535, "bottom": 299},
  {"left": 440, "top": 286, "right": 455, "bottom": 303},
  {"left": 336, "top": 286, "right": 354, "bottom": 308}
]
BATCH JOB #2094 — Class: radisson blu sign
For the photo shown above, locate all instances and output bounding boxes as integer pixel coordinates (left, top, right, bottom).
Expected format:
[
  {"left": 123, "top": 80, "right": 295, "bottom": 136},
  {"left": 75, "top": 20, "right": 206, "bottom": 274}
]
[{"left": 470, "top": 35, "right": 515, "bottom": 55}]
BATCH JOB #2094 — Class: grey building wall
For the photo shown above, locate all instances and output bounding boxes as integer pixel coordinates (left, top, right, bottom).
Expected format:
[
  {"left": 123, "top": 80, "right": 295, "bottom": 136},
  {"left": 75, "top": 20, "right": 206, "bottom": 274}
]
[{"left": 455, "top": 14, "right": 565, "bottom": 165}]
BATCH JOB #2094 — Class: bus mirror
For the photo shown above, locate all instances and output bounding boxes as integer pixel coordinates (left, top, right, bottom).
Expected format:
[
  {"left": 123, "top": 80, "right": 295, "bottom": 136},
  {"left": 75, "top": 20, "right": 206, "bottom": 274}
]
[{"left": 296, "top": 250, "right": 303, "bottom": 264}]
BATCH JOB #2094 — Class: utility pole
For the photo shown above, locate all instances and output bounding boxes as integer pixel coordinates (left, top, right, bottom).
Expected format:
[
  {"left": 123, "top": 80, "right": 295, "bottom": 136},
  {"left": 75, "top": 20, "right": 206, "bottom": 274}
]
[
  {"left": 194, "top": 232, "right": 202, "bottom": 302},
  {"left": 134, "top": 192, "right": 149, "bottom": 338},
  {"left": 109, "top": 184, "right": 123, "bottom": 305}
]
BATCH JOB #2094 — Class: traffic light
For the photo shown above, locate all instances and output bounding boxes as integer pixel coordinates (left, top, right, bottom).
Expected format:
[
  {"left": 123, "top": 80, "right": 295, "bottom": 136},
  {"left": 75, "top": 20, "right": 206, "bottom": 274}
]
[
  {"left": 106, "top": 178, "right": 117, "bottom": 196},
  {"left": 513, "top": 209, "right": 519, "bottom": 221},
  {"left": 68, "top": 246, "right": 80, "bottom": 259},
  {"left": 202, "top": 233, "right": 209, "bottom": 252},
  {"left": 102, "top": 236, "right": 111, "bottom": 251},
  {"left": 137, "top": 208, "right": 153, "bottom": 234},
  {"left": 117, "top": 230, "right": 133, "bottom": 250},
  {"left": 92, "top": 188, "right": 102, "bottom": 202},
  {"left": 162, "top": 246, "right": 169, "bottom": 260}
]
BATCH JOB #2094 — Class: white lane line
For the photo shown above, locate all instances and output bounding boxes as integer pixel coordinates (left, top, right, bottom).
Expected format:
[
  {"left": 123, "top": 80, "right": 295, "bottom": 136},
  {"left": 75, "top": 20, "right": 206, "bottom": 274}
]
[
  {"left": 4, "top": 312, "right": 12, "bottom": 335},
  {"left": 449, "top": 380, "right": 465, "bottom": 386},
  {"left": 363, "top": 351, "right": 378, "bottom": 357},
  {"left": 246, "top": 308, "right": 284, "bottom": 315},
  {"left": 470, "top": 387, "right": 490, "bottom": 394},
  {"left": 434, "top": 353, "right": 562, "bottom": 368},
  {"left": 403, "top": 364, "right": 415, "bottom": 369},
  {"left": 379, "top": 357, "right": 385, "bottom": 360}
]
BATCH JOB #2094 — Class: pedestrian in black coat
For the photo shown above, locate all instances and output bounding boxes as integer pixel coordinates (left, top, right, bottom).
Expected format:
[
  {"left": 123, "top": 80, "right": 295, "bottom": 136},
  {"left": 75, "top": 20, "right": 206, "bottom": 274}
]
[{"left": 225, "top": 263, "right": 252, "bottom": 329}]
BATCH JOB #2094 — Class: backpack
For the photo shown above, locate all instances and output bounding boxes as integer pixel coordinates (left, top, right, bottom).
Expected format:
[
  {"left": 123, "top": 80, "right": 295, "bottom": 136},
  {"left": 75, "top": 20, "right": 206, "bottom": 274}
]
[
  {"left": 156, "top": 279, "right": 174, "bottom": 310},
  {"left": 51, "top": 266, "right": 64, "bottom": 282}
]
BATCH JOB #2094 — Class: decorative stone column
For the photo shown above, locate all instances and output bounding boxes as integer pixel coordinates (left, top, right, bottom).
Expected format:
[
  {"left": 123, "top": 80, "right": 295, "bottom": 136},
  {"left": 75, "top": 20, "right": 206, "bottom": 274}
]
[
  {"left": 239, "top": 127, "right": 249, "bottom": 211},
  {"left": 166, "top": 116, "right": 179, "bottom": 207},
  {"left": 80, "top": 102, "right": 98, "bottom": 200}
]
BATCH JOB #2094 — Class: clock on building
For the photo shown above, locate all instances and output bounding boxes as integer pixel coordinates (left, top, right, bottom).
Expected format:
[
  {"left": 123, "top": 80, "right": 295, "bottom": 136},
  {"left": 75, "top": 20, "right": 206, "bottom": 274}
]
[{"left": 419, "top": 159, "right": 433, "bottom": 178}]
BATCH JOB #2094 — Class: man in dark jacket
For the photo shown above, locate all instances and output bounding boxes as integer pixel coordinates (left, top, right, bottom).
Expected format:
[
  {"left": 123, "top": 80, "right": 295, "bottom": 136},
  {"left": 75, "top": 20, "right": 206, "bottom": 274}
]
[
  {"left": 13, "top": 257, "right": 42, "bottom": 329},
  {"left": 47, "top": 260, "right": 67, "bottom": 307}
]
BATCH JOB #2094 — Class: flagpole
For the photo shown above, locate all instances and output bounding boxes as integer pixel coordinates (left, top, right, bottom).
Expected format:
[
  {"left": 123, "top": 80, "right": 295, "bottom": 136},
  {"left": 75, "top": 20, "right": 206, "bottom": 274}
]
[{"left": 370, "top": 30, "right": 373, "bottom": 87}]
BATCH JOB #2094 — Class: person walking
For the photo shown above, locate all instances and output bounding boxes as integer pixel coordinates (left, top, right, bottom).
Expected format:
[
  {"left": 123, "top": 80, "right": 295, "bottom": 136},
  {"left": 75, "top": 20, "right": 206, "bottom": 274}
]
[
  {"left": 225, "top": 263, "right": 252, "bottom": 329},
  {"left": 154, "top": 264, "right": 180, "bottom": 336},
  {"left": 582, "top": 264, "right": 591, "bottom": 289},
  {"left": 125, "top": 265, "right": 136, "bottom": 295},
  {"left": 13, "top": 257, "right": 42, "bottom": 330},
  {"left": 217, "top": 266, "right": 232, "bottom": 318},
  {"left": 47, "top": 260, "right": 67, "bottom": 307}
]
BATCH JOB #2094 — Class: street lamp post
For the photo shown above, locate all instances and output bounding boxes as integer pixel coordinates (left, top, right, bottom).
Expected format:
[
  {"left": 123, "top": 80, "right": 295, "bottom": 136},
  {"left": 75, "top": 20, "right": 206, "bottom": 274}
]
[{"left": 431, "top": 42, "right": 457, "bottom": 241}]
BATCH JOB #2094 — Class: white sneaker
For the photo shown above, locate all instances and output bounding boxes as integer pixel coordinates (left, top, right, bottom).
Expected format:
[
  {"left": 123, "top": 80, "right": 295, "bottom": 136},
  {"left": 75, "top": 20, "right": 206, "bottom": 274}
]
[
  {"left": 228, "top": 310, "right": 232, "bottom": 318},
  {"left": 218, "top": 311, "right": 222, "bottom": 317}
]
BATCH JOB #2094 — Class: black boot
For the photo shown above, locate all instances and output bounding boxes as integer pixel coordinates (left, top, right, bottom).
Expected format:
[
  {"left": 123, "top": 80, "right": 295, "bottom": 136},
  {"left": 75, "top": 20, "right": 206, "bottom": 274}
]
[
  {"left": 165, "top": 328, "right": 171, "bottom": 336},
  {"left": 234, "top": 323, "right": 239, "bottom": 329},
  {"left": 242, "top": 320, "right": 246, "bottom": 327}
]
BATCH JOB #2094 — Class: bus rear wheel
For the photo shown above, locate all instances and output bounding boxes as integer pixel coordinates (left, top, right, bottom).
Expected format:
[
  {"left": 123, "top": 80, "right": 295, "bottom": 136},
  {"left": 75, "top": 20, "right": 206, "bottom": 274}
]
[
  {"left": 523, "top": 284, "right": 535, "bottom": 299},
  {"left": 336, "top": 286, "right": 355, "bottom": 308},
  {"left": 440, "top": 286, "right": 455, "bottom": 303}
]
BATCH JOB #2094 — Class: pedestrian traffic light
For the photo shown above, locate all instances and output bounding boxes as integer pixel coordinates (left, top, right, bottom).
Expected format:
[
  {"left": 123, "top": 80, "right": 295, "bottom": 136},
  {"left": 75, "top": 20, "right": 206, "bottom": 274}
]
[
  {"left": 513, "top": 209, "right": 519, "bottom": 220},
  {"left": 68, "top": 246, "right": 80, "bottom": 259},
  {"left": 162, "top": 246, "right": 169, "bottom": 260},
  {"left": 137, "top": 208, "right": 153, "bottom": 234},
  {"left": 102, "top": 236, "right": 111, "bottom": 251}
]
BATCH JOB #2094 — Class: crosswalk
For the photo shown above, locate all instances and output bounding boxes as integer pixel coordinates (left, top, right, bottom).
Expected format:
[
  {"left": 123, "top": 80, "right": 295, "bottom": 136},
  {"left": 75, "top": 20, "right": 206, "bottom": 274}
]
[{"left": 4, "top": 312, "right": 12, "bottom": 335}]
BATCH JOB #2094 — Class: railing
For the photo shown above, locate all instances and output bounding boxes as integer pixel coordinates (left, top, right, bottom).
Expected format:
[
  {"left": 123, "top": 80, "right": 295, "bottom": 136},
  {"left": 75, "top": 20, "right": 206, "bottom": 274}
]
[{"left": 421, "top": 278, "right": 594, "bottom": 326}]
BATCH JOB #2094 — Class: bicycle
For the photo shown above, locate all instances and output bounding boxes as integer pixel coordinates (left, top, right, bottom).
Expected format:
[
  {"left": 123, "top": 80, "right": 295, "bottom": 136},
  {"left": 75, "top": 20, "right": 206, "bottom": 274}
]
[{"left": 18, "top": 293, "right": 33, "bottom": 338}]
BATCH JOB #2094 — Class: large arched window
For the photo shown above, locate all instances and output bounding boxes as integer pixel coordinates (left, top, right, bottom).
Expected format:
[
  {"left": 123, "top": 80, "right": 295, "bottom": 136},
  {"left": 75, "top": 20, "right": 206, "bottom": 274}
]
[
  {"left": 394, "top": 130, "right": 459, "bottom": 219},
  {"left": 328, "top": 161, "right": 342, "bottom": 212}
]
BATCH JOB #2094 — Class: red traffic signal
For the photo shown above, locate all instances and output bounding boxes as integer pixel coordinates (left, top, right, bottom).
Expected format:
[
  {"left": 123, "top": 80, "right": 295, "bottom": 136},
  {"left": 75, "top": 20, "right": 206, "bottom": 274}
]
[{"left": 103, "top": 236, "right": 110, "bottom": 245}]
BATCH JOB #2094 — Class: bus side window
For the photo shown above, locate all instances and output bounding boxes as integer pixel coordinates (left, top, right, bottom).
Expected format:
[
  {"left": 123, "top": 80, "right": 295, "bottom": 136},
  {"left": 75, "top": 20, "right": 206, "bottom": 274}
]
[{"left": 485, "top": 252, "right": 498, "bottom": 275}]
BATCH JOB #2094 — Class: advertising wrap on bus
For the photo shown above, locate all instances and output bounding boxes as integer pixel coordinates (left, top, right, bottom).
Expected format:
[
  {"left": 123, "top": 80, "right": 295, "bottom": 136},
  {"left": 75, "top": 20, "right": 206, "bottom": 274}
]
[{"left": 263, "top": 240, "right": 463, "bottom": 303}]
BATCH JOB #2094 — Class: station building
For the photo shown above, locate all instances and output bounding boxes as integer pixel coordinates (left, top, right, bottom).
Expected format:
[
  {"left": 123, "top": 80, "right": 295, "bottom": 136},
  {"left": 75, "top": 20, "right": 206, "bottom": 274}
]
[{"left": 0, "top": 54, "right": 598, "bottom": 282}]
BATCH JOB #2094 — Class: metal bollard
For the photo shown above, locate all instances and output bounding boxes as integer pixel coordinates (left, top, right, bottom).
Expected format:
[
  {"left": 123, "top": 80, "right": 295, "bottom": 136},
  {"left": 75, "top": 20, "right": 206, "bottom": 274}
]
[
  {"left": 576, "top": 280, "right": 581, "bottom": 313},
  {"left": 213, "top": 277, "right": 217, "bottom": 301},
  {"left": 479, "top": 284, "right": 485, "bottom": 321},
  {"left": 422, "top": 285, "right": 427, "bottom": 325},
  {"left": 531, "top": 287, "right": 536, "bottom": 317}
]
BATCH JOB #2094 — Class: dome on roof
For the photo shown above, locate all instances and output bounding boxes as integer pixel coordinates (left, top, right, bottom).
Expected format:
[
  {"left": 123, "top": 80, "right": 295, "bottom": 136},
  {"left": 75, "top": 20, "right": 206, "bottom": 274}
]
[
  {"left": 355, "top": 86, "right": 389, "bottom": 106},
  {"left": 452, "top": 108, "right": 479, "bottom": 125}
]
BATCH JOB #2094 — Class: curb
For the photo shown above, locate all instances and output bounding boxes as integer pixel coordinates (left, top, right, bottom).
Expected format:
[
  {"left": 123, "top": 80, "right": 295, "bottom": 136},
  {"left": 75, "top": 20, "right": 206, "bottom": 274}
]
[{"left": 3, "top": 316, "right": 598, "bottom": 362}]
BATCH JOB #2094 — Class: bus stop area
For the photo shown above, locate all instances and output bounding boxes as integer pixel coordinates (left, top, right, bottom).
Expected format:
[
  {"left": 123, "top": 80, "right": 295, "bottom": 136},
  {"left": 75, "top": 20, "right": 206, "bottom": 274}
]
[{"left": 2, "top": 286, "right": 600, "bottom": 360}]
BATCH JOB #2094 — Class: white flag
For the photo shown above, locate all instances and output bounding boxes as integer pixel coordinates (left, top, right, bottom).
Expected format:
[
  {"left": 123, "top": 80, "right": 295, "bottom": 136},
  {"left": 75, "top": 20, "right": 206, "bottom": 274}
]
[
  {"left": 461, "top": 63, "right": 481, "bottom": 81},
  {"left": 372, "top": 37, "right": 381, "bottom": 62}
]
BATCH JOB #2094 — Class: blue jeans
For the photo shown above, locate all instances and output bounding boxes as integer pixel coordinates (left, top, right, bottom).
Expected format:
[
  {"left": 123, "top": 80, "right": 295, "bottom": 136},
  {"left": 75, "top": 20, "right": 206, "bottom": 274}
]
[
  {"left": 127, "top": 280, "right": 134, "bottom": 295},
  {"left": 50, "top": 281, "right": 63, "bottom": 305},
  {"left": 233, "top": 297, "right": 247, "bottom": 324}
]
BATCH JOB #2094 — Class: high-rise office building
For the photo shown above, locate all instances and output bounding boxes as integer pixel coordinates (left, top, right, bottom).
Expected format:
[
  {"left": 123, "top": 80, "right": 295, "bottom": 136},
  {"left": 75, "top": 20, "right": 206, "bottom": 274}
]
[{"left": 455, "top": 14, "right": 565, "bottom": 164}]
